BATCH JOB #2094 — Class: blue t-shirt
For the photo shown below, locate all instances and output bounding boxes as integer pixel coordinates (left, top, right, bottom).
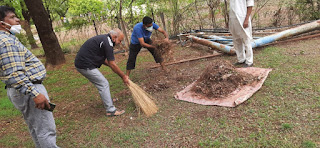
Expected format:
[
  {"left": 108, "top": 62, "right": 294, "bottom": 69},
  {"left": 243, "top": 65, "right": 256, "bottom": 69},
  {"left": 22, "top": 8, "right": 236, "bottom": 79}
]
[{"left": 130, "top": 22, "right": 159, "bottom": 45}]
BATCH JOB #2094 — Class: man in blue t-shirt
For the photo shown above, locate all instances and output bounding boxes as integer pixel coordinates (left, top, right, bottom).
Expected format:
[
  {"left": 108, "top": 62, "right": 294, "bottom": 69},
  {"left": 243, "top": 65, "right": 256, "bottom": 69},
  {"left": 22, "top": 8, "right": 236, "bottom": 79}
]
[{"left": 126, "top": 16, "right": 169, "bottom": 76}]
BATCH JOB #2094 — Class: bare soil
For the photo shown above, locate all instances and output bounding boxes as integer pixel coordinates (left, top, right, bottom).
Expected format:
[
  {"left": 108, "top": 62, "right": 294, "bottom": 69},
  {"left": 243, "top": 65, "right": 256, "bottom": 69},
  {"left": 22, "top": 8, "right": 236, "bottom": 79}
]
[{"left": 191, "top": 59, "right": 258, "bottom": 98}]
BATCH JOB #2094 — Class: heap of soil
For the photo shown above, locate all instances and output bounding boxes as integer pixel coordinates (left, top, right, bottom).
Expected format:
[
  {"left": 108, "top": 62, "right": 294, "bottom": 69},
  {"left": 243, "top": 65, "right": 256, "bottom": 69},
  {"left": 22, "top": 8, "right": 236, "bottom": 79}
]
[
  {"left": 152, "top": 40, "right": 173, "bottom": 62},
  {"left": 191, "top": 60, "right": 258, "bottom": 98}
]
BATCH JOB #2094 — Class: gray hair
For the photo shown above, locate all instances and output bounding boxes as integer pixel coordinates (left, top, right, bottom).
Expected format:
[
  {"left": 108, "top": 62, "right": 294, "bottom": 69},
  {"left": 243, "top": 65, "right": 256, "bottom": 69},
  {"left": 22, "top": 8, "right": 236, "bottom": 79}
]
[
  {"left": 109, "top": 28, "right": 122, "bottom": 37},
  {"left": 109, "top": 30, "right": 119, "bottom": 37}
]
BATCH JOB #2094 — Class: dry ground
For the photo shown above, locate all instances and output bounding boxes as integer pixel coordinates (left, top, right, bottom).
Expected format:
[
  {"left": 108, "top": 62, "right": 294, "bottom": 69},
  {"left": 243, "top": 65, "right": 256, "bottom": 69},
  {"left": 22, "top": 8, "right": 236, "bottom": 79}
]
[{"left": 0, "top": 36, "right": 319, "bottom": 147}]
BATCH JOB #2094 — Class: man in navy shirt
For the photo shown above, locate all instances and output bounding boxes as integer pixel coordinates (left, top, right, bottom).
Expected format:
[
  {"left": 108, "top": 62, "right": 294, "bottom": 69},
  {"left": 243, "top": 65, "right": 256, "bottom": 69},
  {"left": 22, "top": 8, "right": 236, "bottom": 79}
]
[
  {"left": 126, "top": 16, "right": 169, "bottom": 76},
  {"left": 75, "top": 28, "right": 129, "bottom": 116}
]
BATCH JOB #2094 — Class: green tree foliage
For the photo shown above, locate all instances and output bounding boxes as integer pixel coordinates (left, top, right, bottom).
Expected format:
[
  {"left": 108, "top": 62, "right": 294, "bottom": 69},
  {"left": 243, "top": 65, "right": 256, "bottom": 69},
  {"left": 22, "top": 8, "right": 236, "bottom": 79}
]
[
  {"left": 69, "top": 0, "right": 103, "bottom": 16},
  {"left": 66, "top": 0, "right": 103, "bottom": 29},
  {"left": 43, "top": 0, "right": 69, "bottom": 20},
  {"left": 294, "top": 0, "right": 320, "bottom": 21}
]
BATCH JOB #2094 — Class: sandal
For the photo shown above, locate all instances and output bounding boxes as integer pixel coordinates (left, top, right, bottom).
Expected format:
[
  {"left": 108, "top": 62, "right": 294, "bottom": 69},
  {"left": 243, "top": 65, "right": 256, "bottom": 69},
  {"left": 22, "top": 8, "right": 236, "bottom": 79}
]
[{"left": 106, "top": 109, "right": 125, "bottom": 117}]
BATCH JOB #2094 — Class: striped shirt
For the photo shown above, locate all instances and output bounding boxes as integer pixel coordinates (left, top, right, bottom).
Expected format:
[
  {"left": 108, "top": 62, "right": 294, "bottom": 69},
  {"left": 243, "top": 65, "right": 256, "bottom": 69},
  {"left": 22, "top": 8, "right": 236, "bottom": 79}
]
[{"left": 0, "top": 30, "right": 46, "bottom": 98}]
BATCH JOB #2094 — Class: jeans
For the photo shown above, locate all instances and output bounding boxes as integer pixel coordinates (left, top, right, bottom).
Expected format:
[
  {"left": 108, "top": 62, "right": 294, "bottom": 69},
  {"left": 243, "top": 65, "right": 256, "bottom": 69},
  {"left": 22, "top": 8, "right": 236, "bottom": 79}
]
[
  {"left": 7, "top": 84, "right": 59, "bottom": 148},
  {"left": 76, "top": 68, "right": 116, "bottom": 112}
]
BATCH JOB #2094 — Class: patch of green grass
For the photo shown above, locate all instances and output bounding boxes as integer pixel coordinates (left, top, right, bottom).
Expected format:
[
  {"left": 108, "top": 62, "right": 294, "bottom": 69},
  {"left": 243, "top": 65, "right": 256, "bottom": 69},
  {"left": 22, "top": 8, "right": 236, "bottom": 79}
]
[
  {"left": 0, "top": 83, "right": 20, "bottom": 120},
  {"left": 112, "top": 129, "right": 149, "bottom": 147},
  {"left": 0, "top": 134, "right": 21, "bottom": 147},
  {"left": 281, "top": 123, "right": 293, "bottom": 130},
  {"left": 301, "top": 140, "right": 317, "bottom": 148},
  {"left": 198, "top": 138, "right": 221, "bottom": 147},
  {"left": 29, "top": 48, "right": 45, "bottom": 57}
]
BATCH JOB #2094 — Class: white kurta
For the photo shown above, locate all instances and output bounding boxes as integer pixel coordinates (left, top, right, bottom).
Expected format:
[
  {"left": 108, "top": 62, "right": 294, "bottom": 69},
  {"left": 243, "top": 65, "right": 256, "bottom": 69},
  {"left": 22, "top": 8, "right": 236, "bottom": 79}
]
[{"left": 229, "top": 0, "right": 254, "bottom": 65}]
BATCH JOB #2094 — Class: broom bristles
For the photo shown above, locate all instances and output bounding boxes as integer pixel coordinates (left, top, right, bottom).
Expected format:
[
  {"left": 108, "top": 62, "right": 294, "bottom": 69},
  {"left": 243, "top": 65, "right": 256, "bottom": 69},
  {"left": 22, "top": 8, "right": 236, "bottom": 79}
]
[{"left": 128, "top": 80, "right": 158, "bottom": 117}]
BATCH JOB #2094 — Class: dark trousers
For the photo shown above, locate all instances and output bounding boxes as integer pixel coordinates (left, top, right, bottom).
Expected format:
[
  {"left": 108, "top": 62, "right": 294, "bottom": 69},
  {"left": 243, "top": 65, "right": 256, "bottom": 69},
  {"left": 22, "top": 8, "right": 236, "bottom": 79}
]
[{"left": 126, "top": 39, "right": 163, "bottom": 70}]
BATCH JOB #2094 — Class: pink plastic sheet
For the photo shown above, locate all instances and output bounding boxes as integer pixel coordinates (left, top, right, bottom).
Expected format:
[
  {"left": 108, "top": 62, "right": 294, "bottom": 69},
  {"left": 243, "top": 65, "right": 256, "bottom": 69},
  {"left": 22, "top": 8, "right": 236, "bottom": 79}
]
[{"left": 175, "top": 67, "right": 272, "bottom": 107}]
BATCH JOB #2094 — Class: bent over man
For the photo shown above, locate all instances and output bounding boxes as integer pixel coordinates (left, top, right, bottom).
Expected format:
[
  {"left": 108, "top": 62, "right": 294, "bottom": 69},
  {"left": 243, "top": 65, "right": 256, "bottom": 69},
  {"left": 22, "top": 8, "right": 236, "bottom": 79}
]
[
  {"left": 0, "top": 6, "right": 59, "bottom": 147},
  {"left": 75, "top": 28, "right": 129, "bottom": 116},
  {"left": 126, "top": 16, "right": 170, "bottom": 76},
  {"left": 229, "top": 0, "right": 254, "bottom": 67}
]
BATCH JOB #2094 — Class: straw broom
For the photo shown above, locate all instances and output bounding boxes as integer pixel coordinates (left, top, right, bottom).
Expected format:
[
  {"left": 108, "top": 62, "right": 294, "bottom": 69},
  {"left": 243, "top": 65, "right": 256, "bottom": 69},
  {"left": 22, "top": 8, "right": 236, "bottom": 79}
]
[{"left": 128, "top": 80, "right": 158, "bottom": 117}]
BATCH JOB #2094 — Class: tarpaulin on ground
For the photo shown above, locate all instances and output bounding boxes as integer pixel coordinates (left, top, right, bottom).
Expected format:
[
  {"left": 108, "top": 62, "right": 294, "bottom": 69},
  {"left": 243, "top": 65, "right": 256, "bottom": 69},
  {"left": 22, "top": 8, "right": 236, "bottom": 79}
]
[{"left": 174, "top": 67, "right": 272, "bottom": 107}]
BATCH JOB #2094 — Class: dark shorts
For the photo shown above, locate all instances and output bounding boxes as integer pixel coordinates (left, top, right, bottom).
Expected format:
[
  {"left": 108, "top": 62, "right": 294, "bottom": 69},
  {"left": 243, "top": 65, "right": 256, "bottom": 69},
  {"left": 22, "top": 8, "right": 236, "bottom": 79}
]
[{"left": 126, "top": 39, "right": 163, "bottom": 70}]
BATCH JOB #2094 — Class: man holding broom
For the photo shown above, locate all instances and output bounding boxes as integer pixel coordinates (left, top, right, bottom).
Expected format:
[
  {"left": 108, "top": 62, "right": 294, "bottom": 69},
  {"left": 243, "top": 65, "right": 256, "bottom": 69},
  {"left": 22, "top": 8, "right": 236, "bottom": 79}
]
[
  {"left": 75, "top": 28, "right": 129, "bottom": 116},
  {"left": 126, "top": 16, "right": 170, "bottom": 76}
]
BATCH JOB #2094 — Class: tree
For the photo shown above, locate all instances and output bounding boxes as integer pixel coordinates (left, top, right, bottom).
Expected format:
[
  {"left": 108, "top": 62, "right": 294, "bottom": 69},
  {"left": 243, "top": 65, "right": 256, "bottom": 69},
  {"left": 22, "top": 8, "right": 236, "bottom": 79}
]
[
  {"left": 24, "top": 0, "right": 65, "bottom": 67},
  {"left": 119, "top": 0, "right": 129, "bottom": 48},
  {"left": 20, "top": 2, "right": 38, "bottom": 49},
  {"left": 295, "top": 0, "right": 320, "bottom": 21},
  {"left": 43, "top": 0, "right": 69, "bottom": 24},
  {"left": 171, "top": 0, "right": 180, "bottom": 35},
  {"left": 206, "top": 0, "right": 220, "bottom": 28}
]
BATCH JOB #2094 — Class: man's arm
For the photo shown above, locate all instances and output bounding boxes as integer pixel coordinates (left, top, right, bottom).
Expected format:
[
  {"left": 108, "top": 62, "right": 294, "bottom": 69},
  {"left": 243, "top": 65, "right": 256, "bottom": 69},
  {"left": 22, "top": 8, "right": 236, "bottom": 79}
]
[
  {"left": 243, "top": 6, "right": 253, "bottom": 28},
  {"left": 104, "top": 60, "right": 129, "bottom": 85},
  {"left": 138, "top": 37, "right": 155, "bottom": 49},
  {"left": 157, "top": 27, "right": 169, "bottom": 41}
]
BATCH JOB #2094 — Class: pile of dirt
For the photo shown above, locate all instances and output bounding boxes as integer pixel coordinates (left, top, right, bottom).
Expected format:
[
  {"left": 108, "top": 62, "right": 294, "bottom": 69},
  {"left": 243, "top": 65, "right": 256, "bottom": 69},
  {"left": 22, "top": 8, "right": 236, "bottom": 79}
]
[
  {"left": 191, "top": 60, "right": 258, "bottom": 98},
  {"left": 152, "top": 40, "right": 173, "bottom": 62}
]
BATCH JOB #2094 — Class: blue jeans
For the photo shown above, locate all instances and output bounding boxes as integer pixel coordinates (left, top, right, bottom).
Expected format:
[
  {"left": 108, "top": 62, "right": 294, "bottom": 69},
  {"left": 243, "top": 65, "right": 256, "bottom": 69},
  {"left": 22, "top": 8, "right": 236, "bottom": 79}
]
[
  {"left": 76, "top": 68, "right": 116, "bottom": 113},
  {"left": 7, "top": 84, "right": 59, "bottom": 148}
]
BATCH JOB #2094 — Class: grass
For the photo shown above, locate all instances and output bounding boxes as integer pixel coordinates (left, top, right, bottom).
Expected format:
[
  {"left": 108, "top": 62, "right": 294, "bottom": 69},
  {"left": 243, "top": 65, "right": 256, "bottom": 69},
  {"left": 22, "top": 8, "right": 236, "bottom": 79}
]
[{"left": 0, "top": 38, "right": 319, "bottom": 147}]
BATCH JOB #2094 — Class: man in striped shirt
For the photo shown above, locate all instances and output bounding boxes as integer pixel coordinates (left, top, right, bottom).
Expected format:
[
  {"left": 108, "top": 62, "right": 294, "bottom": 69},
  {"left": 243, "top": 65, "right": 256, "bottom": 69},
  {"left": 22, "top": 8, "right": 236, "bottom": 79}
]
[{"left": 0, "top": 6, "right": 59, "bottom": 147}]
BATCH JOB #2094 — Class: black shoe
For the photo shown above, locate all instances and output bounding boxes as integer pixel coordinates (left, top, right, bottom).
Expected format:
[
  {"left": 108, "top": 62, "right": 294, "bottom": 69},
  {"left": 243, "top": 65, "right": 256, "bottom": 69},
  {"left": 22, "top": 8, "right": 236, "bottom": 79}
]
[
  {"left": 243, "top": 63, "right": 253, "bottom": 68},
  {"left": 233, "top": 61, "right": 245, "bottom": 66}
]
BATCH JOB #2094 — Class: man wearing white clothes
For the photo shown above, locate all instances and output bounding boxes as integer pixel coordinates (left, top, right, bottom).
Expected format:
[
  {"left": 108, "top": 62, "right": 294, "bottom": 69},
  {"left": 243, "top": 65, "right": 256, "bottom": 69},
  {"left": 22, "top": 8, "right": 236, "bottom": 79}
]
[{"left": 229, "top": 0, "right": 254, "bottom": 67}]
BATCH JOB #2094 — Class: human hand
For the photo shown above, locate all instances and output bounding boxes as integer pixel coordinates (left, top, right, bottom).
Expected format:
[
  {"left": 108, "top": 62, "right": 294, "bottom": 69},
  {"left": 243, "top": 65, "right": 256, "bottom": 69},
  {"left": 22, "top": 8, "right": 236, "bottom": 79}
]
[
  {"left": 150, "top": 45, "right": 157, "bottom": 50},
  {"left": 243, "top": 20, "right": 249, "bottom": 28},
  {"left": 164, "top": 38, "right": 169, "bottom": 42},
  {"left": 122, "top": 75, "right": 130, "bottom": 86},
  {"left": 317, "top": 20, "right": 320, "bottom": 23},
  {"left": 33, "top": 93, "right": 50, "bottom": 110}
]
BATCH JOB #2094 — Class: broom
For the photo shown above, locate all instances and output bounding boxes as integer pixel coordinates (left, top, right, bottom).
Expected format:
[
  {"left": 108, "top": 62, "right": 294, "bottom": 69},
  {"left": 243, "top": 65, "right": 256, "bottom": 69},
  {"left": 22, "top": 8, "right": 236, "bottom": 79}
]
[{"left": 128, "top": 80, "right": 158, "bottom": 117}]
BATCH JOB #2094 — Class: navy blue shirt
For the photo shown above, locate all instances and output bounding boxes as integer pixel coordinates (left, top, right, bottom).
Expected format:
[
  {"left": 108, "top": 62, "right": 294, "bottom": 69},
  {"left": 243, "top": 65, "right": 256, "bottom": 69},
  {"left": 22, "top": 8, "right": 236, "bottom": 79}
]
[
  {"left": 75, "top": 34, "right": 115, "bottom": 69},
  {"left": 130, "top": 22, "right": 159, "bottom": 44}
]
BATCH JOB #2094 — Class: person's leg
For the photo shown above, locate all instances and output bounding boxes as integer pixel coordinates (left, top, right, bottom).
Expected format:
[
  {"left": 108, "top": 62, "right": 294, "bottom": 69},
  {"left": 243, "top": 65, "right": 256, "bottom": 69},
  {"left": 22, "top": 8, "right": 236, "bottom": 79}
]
[
  {"left": 244, "top": 37, "right": 253, "bottom": 65},
  {"left": 126, "top": 43, "right": 142, "bottom": 76},
  {"left": 233, "top": 38, "right": 246, "bottom": 63},
  {"left": 76, "top": 68, "right": 118, "bottom": 113},
  {"left": 7, "top": 85, "right": 59, "bottom": 148}
]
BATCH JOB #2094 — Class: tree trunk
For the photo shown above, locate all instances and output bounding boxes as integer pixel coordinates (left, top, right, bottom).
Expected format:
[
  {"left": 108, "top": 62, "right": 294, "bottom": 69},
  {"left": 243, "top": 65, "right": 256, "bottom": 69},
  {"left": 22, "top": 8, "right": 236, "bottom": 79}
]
[
  {"left": 92, "top": 20, "right": 98, "bottom": 36},
  {"left": 160, "top": 12, "right": 166, "bottom": 31},
  {"left": 119, "top": 0, "right": 129, "bottom": 49},
  {"left": 129, "top": 0, "right": 134, "bottom": 26},
  {"left": 194, "top": 0, "right": 203, "bottom": 30},
  {"left": 172, "top": 0, "right": 179, "bottom": 35},
  {"left": 20, "top": 20, "right": 39, "bottom": 49},
  {"left": 21, "top": 10, "right": 38, "bottom": 49},
  {"left": 224, "top": 0, "right": 229, "bottom": 28},
  {"left": 24, "top": 0, "right": 65, "bottom": 67},
  {"left": 210, "top": 8, "right": 216, "bottom": 28}
]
